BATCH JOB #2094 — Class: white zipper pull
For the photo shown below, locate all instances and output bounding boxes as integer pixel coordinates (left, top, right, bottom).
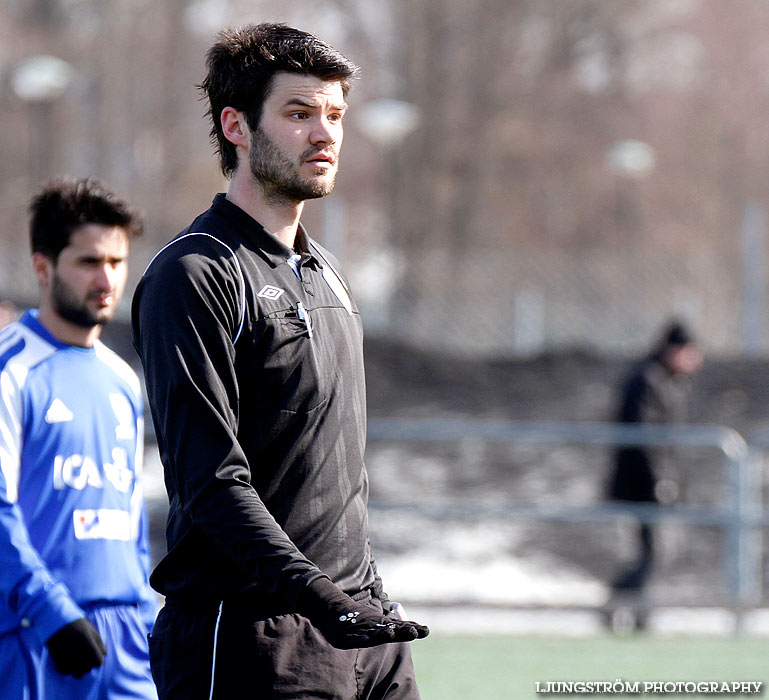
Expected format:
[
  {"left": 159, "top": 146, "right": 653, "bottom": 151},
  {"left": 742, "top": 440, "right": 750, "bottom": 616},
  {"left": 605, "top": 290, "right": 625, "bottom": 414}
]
[{"left": 296, "top": 301, "right": 313, "bottom": 338}]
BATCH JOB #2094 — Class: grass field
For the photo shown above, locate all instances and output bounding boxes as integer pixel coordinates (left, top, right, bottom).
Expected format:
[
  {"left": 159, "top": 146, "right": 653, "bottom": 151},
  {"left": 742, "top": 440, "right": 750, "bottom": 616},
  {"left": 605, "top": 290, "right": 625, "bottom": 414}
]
[{"left": 411, "top": 634, "right": 769, "bottom": 699}]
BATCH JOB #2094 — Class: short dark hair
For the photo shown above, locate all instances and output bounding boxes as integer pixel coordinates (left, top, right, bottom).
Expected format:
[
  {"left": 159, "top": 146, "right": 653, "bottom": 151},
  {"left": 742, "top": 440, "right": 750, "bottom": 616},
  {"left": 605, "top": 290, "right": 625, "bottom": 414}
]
[
  {"left": 200, "top": 22, "right": 359, "bottom": 177},
  {"left": 29, "top": 176, "right": 144, "bottom": 262}
]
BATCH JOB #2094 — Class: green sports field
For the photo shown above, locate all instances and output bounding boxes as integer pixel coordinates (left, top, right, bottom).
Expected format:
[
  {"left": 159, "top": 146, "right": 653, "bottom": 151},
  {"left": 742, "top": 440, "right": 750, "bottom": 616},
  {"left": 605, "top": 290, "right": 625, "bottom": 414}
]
[{"left": 411, "top": 634, "right": 769, "bottom": 699}]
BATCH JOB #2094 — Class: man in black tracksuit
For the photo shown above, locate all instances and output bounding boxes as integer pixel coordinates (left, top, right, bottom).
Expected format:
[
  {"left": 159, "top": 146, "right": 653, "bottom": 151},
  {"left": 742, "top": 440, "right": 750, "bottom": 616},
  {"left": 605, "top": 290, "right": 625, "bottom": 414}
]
[
  {"left": 132, "top": 23, "right": 427, "bottom": 700},
  {"left": 606, "top": 321, "right": 702, "bottom": 629}
]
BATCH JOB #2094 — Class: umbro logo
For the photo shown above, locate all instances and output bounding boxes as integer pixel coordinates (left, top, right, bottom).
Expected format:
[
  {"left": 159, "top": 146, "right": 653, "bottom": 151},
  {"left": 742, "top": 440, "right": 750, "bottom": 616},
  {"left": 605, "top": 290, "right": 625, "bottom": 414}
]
[
  {"left": 257, "top": 285, "right": 285, "bottom": 300},
  {"left": 45, "top": 398, "right": 74, "bottom": 424}
]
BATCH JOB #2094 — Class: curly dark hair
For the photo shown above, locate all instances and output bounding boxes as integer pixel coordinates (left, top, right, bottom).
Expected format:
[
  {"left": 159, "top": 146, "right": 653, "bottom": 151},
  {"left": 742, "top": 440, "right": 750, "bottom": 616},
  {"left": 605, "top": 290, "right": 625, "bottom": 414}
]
[
  {"left": 200, "top": 22, "right": 359, "bottom": 177},
  {"left": 29, "top": 176, "right": 144, "bottom": 261}
]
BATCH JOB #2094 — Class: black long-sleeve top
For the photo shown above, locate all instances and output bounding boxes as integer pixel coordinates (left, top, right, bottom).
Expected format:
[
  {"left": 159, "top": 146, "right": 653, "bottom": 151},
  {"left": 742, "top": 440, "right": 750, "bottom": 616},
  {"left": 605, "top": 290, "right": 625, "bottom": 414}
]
[
  {"left": 609, "top": 355, "right": 691, "bottom": 502},
  {"left": 131, "top": 194, "right": 377, "bottom": 606}
]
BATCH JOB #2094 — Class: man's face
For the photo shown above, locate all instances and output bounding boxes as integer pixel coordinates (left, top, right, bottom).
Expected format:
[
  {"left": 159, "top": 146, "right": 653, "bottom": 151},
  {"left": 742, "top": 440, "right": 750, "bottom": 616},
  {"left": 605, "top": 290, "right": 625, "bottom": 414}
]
[
  {"left": 665, "top": 343, "right": 703, "bottom": 376},
  {"left": 249, "top": 72, "right": 346, "bottom": 202},
  {"left": 45, "top": 224, "right": 129, "bottom": 328}
]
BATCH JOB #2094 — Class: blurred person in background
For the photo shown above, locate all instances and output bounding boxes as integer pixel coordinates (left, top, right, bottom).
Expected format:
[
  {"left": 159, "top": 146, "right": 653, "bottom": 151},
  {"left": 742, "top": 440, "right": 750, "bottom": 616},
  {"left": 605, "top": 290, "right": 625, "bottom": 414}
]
[
  {"left": 0, "top": 177, "right": 157, "bottom": 699},
  {"left": 605, "top": 320, "right": 703, "bottom": 631},
  {"left": 132, "top": 22, "right": 427, "bottom": 700}
]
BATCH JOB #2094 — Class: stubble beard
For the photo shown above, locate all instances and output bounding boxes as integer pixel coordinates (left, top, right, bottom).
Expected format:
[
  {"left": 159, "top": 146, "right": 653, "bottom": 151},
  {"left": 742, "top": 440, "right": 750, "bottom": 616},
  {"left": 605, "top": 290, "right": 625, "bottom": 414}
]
[
  {"left": 249, "top": 126, "right": 337, "bottom": 204},
  {"left": 51, "top": 272, "right": 113, "bottom": 329}
]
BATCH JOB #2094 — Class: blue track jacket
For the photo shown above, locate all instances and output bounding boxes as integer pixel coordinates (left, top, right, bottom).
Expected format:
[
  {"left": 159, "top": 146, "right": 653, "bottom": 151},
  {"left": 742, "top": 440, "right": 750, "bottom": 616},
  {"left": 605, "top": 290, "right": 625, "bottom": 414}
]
[{"left": 0, "top": 310, "right": 155, "bottom": 645}]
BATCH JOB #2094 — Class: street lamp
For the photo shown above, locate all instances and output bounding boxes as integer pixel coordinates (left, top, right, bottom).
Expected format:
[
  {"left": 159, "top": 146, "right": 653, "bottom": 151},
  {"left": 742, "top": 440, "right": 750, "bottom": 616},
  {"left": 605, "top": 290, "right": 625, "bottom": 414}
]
[
  {"left": 11, "top": 54, "right": 74, "bottom": 102},
  {"left": 353, "top": 98, "right": 421, "bottom": 329},
  {"left": 605, "top": 139, "right": 656, "bottom": 179},
  {"left": 355, "top": 98, "right": 421, "bottom": 148},
  {"left": 10, "top": 54, "right": 75, "bottom": 182}
]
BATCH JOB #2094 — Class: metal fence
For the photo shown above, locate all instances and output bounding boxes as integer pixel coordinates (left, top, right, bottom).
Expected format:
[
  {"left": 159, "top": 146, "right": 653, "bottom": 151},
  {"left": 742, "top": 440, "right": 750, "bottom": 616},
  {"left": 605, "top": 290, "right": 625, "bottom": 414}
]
[
  {"left": 367, "top": 418, "right": 765, "bottom": 609},
  {"left": 374, "top": 247, "right": 743, "bottom": 358}
]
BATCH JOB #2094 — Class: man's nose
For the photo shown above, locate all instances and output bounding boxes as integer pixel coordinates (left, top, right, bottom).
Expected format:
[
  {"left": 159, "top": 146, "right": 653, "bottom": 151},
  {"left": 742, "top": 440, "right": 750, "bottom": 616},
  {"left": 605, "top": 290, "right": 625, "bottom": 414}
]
[
  {"left": 94, "top": 264, "right": 115, "bottom": 289},
  {"left": 309, "top": 116, "right": 339, "bottom": 146}
]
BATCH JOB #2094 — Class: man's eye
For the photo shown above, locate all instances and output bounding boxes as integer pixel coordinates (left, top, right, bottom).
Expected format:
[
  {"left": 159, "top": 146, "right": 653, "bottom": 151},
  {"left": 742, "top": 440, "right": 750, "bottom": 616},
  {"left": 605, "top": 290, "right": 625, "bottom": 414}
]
[{"left": 290, "top": 112, "right": 308, "bottom": 120}]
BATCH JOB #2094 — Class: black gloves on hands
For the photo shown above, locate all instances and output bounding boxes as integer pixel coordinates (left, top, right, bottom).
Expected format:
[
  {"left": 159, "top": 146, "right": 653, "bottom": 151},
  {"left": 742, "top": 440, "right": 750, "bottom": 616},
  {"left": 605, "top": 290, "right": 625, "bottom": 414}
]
[
  {"left": 299, "top": 577, "right": 429, "bottom": 650},
  {"left": 46, "top": 617, "right": 107, "bottom": 678}
]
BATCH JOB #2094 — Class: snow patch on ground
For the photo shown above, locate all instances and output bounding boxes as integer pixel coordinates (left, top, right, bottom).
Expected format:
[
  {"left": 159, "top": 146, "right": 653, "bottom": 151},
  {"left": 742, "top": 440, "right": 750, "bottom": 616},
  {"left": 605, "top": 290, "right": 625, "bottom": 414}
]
[{"left": 377, "top": 551, "right": 606, "bottom": 608}]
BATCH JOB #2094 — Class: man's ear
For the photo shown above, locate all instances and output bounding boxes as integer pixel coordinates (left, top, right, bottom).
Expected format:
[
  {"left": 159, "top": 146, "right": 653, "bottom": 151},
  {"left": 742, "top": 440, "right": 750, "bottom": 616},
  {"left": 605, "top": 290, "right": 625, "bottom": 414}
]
[
  {"left": 32, "top": 252, "right": 53, "bottom": 288},
  {"left": 221, "top": 107, "right": 251, "bottom": 150}
]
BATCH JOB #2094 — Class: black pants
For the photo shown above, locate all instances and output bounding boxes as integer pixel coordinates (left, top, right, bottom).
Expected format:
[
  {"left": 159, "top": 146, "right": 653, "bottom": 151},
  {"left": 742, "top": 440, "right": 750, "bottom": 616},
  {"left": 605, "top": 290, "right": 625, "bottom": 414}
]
[
  {"left": 611, "top": 522, "right": 654, "bottom": 593},
  {"left": 148, "top": 595, "right": 422, "bottom": 700},
  {"left": 608, "top": 447, "right": 657, "bottom": 594}
]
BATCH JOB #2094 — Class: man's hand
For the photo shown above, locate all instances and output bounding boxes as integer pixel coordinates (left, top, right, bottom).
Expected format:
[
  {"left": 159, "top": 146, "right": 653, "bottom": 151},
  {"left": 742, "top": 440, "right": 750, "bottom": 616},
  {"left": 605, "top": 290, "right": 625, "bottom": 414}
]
[
  {"left": 45, "top": 617, "right": 107, "bottom": 678},
  {"left": 299, "top": 577, "right": 429, "bottom": 650}
]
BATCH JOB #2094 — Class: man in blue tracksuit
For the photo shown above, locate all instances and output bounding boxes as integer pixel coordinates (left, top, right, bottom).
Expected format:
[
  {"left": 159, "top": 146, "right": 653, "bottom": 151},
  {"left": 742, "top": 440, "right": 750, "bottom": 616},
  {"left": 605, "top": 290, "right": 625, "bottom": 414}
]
[{"left": 0, "top": 177, "right": 157, "bottom": 699}]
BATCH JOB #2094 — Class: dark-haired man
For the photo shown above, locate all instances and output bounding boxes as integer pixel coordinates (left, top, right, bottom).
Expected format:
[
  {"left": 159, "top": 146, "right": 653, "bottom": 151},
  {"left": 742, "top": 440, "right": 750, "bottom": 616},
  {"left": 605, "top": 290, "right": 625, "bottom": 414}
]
[
  {"left": 0, "top": 177, "right": 157, "bottom": 698},
  {"left": 133, "top": 22, "right": 427, "bottom": 700}
]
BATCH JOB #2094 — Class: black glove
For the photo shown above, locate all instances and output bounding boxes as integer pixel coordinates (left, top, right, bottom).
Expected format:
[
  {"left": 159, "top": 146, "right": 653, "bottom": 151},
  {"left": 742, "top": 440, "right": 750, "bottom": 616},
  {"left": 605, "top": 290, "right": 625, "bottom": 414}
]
[
  {"left": 298, "top": 577, "right": 429, "bottom": 650},
  {"left": 46, "top": 617, "right": 107, "bottom": 678}
]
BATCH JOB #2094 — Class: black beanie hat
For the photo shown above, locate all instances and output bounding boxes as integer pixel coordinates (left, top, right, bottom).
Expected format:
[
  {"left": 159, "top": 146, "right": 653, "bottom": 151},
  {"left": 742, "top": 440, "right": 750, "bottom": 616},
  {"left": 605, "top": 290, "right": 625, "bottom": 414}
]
[{"left": 662, "top": 321, "right": 693, "bottom": 347}]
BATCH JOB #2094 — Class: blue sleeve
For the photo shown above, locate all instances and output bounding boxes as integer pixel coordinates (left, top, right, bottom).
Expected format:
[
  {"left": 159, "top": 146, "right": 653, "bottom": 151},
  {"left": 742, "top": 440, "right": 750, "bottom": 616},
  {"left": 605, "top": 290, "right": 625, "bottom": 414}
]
[
  {"left": 131, "top": 409, "right": 158, "bottom": 634},
  {"left": 0, "top": 356, "right": 84, "bottom": 644},
  {"left": 0, "top": 476, "right": 84, "bottom": 644},
  {"left": 135, "top": 500, "right": 158, "bottom": 634}
]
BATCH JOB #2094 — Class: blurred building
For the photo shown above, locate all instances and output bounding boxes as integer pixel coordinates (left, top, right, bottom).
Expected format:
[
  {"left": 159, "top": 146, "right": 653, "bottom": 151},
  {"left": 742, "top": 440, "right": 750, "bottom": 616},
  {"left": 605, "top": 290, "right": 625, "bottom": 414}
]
[{"left": 2, "top": 0, "right": 769, "bottom": 358}]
